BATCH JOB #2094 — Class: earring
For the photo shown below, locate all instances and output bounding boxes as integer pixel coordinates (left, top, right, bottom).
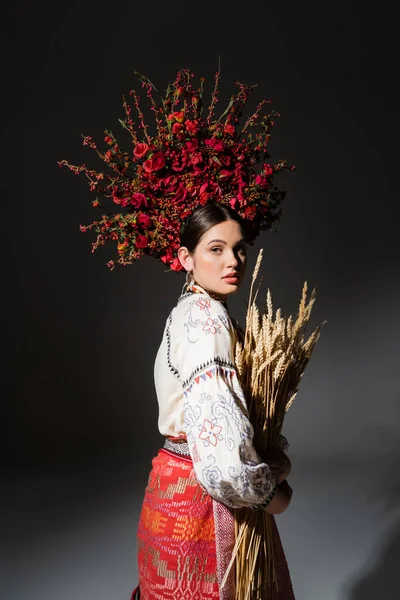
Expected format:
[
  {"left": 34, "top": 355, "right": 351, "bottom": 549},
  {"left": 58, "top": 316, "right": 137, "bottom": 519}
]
[{"left": 186, "top": 270, "right": 194, "bottom": 286}]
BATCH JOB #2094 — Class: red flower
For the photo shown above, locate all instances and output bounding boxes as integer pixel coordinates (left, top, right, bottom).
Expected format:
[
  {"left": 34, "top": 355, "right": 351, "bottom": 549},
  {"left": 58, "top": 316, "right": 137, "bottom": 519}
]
[
  {"left": 170, "top": 257, "right": 182, "bottom": 271},
  {"left": 224, "top": 124, "right": 235, "bottom": 137},
  {"left": 205, "top": 138, "right": 225, "bottom": 152},
  {"left": 135, "top": 234, "right": 148, "bottom": 249},
  {"left": 167, "top": 111, "right": 185, "bottom": 123},
  {"left": 255, "top": 174, "right": 268, "bottom": 188},
  {"left": 133, "top": 143, "right": 149, "bottom": 159},
  {"left": 199, "top": 191, "right": 210, "bottom": 204},
  {"left": 185, "top": 140, "right": 198, "bottom": 152},
  {"left": 219, "top": 155, "right": 231, "bottom": 166},
  {"left": 130, "top": 193, "right": 148, "bottom": 208},
  {"left": 117, "top": 241, "right": 129, "bottom": 254},
  {"left": 185, "top": 119, "right": 200, "bottom": 135},
  {"left": 66, "top": 69, "right": 292, "bottom": 272},
  {"left": 172, "top": 122, "right": 184, "bottom": 134},
  {"left": 160, "top": 249, "right": 174, "bottom": 264},
  {"left": 143, "top": 152, "right": 166, "bottom": 173},
  {"left": 243, "top": 205, "right": 256, "bottom": 219},
  {"left": 171, "top": 158, "right": 186, "bottom": 172},
  {"left": 136, "top": 213, "right": 152, "bottom": 229},
  {"left": 174, "top": 186, "right": 187, "bottom": 203},
  {"left": 190, "top": 152, "right": 203, "bottom": 166},
  {"left": 263, "top": 164, "right": 273, "bottom": 177}
]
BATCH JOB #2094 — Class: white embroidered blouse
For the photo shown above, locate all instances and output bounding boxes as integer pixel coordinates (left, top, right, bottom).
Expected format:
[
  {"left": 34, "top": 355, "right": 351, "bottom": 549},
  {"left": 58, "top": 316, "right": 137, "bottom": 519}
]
[{"left": 154, "top": 282, "right": 277, "bottom": 509}]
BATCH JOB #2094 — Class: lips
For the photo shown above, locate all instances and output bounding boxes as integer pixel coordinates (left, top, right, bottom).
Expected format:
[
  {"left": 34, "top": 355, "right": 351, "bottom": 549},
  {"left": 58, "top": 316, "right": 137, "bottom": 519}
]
[{"left": 222, "top": 273, "right": 240, "bottom": 285}]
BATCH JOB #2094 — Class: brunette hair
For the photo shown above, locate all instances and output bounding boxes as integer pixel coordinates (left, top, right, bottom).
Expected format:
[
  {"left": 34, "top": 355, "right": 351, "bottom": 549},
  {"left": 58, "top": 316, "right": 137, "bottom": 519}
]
[{"left": 180, "top": 202, "right": 253, "bottom": 253}]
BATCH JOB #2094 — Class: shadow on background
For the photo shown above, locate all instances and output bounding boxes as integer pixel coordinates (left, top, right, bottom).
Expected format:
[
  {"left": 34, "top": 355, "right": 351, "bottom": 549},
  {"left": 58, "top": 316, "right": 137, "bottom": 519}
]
[
  {"left": 345, "top": 472, "right": 400, "bottom": 600},
  {"left": 346, "top": 521, "right": 400, "bottom": 600}
]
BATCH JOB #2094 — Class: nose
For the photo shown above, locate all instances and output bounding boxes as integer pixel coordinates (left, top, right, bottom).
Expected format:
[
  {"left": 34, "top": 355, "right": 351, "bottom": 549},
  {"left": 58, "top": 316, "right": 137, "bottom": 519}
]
[{"left": 226, "top": 249, "right": 240, "bottom": 269}]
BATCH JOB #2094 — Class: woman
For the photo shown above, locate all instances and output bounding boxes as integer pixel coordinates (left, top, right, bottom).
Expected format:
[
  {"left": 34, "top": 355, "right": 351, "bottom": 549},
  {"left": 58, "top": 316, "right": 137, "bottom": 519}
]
[
  {"left": 59, "top": 66, "right": 295, "bottom": 599},
  {"left": 131, "top": 203, "right": 294, "bottom": 600}
]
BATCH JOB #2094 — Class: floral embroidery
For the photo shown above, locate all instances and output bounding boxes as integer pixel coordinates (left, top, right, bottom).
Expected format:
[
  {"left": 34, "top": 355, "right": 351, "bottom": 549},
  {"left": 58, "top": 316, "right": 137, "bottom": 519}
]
[
  {"left": 179, "top": 291, "right": 276, "bottom": 508},
  {"left": 196, "top": 297, "right": 211, "bottom": 313},
  {"left": 202, "top": 317, "right": 222, "bottom": 335},
  {"left": 198, "top": 419, "right": 223, "bottom": 446}
]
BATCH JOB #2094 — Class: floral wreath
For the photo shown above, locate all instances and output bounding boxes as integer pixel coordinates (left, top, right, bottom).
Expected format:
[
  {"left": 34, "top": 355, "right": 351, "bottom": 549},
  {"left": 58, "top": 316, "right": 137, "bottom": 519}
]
[{"left": 58, "top": 69, "right": 294, "bottom": 271}]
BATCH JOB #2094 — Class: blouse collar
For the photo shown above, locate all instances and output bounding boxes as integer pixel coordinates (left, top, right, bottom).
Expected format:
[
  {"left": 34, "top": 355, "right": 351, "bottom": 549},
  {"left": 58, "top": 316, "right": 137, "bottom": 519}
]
[{"left": 179, "top": 281, "right": 229, "bottom": 310}]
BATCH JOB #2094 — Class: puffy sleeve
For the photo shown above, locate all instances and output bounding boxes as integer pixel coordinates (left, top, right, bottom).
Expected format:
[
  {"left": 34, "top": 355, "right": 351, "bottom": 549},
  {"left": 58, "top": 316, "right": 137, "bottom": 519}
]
[{"left": 177, "top": 295, "right": 277, "bottom": 509}]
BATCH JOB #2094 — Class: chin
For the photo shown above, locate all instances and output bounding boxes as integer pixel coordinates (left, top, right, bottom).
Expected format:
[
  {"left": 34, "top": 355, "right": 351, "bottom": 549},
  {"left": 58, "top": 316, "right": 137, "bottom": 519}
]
[{"left": 220, "top": 280, "right": 242, "bottom": 295}]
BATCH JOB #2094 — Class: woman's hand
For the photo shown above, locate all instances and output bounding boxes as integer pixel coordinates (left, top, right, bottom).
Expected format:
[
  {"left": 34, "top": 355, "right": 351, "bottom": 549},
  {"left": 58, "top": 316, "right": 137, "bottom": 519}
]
[
  {"left": 265, "top": 478, "right": 293, "bottom": 514},
  {"left": 265, "top": 447, "right": 291, "bottom": 485}
]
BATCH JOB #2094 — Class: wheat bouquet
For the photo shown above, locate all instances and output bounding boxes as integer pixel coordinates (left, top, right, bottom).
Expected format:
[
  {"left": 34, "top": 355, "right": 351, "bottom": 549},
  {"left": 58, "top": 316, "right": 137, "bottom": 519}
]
[{"left": 222, "top": 249, "right": 325, "bottom": 600}]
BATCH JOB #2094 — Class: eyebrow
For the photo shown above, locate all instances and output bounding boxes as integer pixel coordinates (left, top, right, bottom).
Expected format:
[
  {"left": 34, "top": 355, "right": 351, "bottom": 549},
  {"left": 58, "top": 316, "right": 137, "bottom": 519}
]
[{"left": 207, "top": 238, "right": 246, "bottom": 245}]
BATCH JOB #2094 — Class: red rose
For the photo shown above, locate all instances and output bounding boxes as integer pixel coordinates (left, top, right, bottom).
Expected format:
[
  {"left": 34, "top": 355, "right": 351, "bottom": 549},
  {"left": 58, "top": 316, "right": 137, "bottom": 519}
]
[
  {"left": 190, "top": 152, "right": 203, "bottom": 166},
  {"left": 136, "top": 213, "right": 152, "bottom": 229},
  {"left": 255, "top": 174, "right": 268, "bottom": 188},
  {"left": 143, "top": 152, "right": 166, "bottom": 173},
  {"left": 133, "top": 143, "right": 149, "bottom": 159},
  {"left": 186, "top": 140, "right": 198, "bottom": 152},
  {"left": 130, "top": 193, "right": 148, "bottom": 208},
  {"left": 229, "top": 197, "right": 239, "bottom": 210},
  {"left": 174, "top": 186, "right": 187, "bottom": 203},
  {"left": 199, "top": 191, "right": 210, "bottom": 205},
  {"left": 205, "top": 138, "right": 225, "bottom": 152},
  {"left": 185, "top": 119, "right": 200, "bottom": 135},
  {"left": 135, "top": 234, "right": 148, "bottom": 249},
  {"left": 160, "top": 249, "right": 174, "bottom": 264},
  {"left": 243, "top": 205, "right": 256, "bottom": 219},
  {"left": 172, "top": 122, "right": 184, "bottom": 134}
]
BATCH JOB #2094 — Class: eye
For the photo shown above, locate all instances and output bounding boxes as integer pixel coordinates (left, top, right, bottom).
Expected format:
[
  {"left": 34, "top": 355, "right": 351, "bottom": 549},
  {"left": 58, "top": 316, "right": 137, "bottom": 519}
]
[{"left": 210, "top": 247, "right": 223, "bottom": 253}]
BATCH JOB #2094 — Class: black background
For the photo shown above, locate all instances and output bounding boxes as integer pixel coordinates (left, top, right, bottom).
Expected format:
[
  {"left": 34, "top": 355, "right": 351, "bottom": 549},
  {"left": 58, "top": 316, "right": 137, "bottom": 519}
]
[{"left": 2, "top": 1, "right": 400, "bottom": 599}]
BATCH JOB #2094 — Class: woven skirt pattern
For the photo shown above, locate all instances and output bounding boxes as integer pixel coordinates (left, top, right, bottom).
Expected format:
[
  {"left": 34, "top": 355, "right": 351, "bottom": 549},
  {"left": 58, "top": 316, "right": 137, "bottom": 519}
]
[
  {"left": 132, "top": 441, "right": 295, "bottom": 600},
  {"left": 136, "top": 446, "right": 220, "bottom": 599}
]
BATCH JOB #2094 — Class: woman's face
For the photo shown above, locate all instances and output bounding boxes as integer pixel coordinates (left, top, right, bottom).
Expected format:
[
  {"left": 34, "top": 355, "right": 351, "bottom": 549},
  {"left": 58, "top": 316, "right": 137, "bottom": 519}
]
[{"left": 179, "top": 220, "right": 247, "bottom": 300}]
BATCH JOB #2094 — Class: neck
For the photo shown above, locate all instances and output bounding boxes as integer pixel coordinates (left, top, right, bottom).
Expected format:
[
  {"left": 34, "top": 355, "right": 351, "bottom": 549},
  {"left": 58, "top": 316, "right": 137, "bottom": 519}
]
[{"left": 188, "top": 281, "right": 228, "bottom": 305}]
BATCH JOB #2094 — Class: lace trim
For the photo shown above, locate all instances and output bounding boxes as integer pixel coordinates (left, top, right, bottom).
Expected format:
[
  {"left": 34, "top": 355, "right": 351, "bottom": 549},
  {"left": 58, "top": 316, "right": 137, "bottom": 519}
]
[{"left": 163, "top": 438, "right": 191, "bottom": 456}]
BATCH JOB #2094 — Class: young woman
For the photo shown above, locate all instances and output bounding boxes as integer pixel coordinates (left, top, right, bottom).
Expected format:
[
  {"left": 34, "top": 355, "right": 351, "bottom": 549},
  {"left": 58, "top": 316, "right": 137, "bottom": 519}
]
[
  {"left": 131, "top": 202, "right": 295, "bottom": 600},
  {"left": 59, "top": 67, "right": 295, "bottom": 599}
]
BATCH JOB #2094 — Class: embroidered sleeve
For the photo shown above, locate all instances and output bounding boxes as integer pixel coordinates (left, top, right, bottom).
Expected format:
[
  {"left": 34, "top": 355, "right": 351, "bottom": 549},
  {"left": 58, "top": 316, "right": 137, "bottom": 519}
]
[{"left": 178, "top": 296, "right": 277, "bottom": 509}]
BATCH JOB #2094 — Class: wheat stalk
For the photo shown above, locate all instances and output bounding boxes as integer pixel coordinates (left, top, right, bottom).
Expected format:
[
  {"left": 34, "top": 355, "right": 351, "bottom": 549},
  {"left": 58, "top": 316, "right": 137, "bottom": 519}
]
[{"left": 222, "top": 249, "right": 325, "bottom": 599}]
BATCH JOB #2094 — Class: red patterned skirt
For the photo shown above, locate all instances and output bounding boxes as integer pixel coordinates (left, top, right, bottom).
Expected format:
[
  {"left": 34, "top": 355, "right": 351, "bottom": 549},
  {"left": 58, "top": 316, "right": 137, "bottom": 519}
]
[{"left": 130, "top": 440, "right": 295, "bottom": 600}]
